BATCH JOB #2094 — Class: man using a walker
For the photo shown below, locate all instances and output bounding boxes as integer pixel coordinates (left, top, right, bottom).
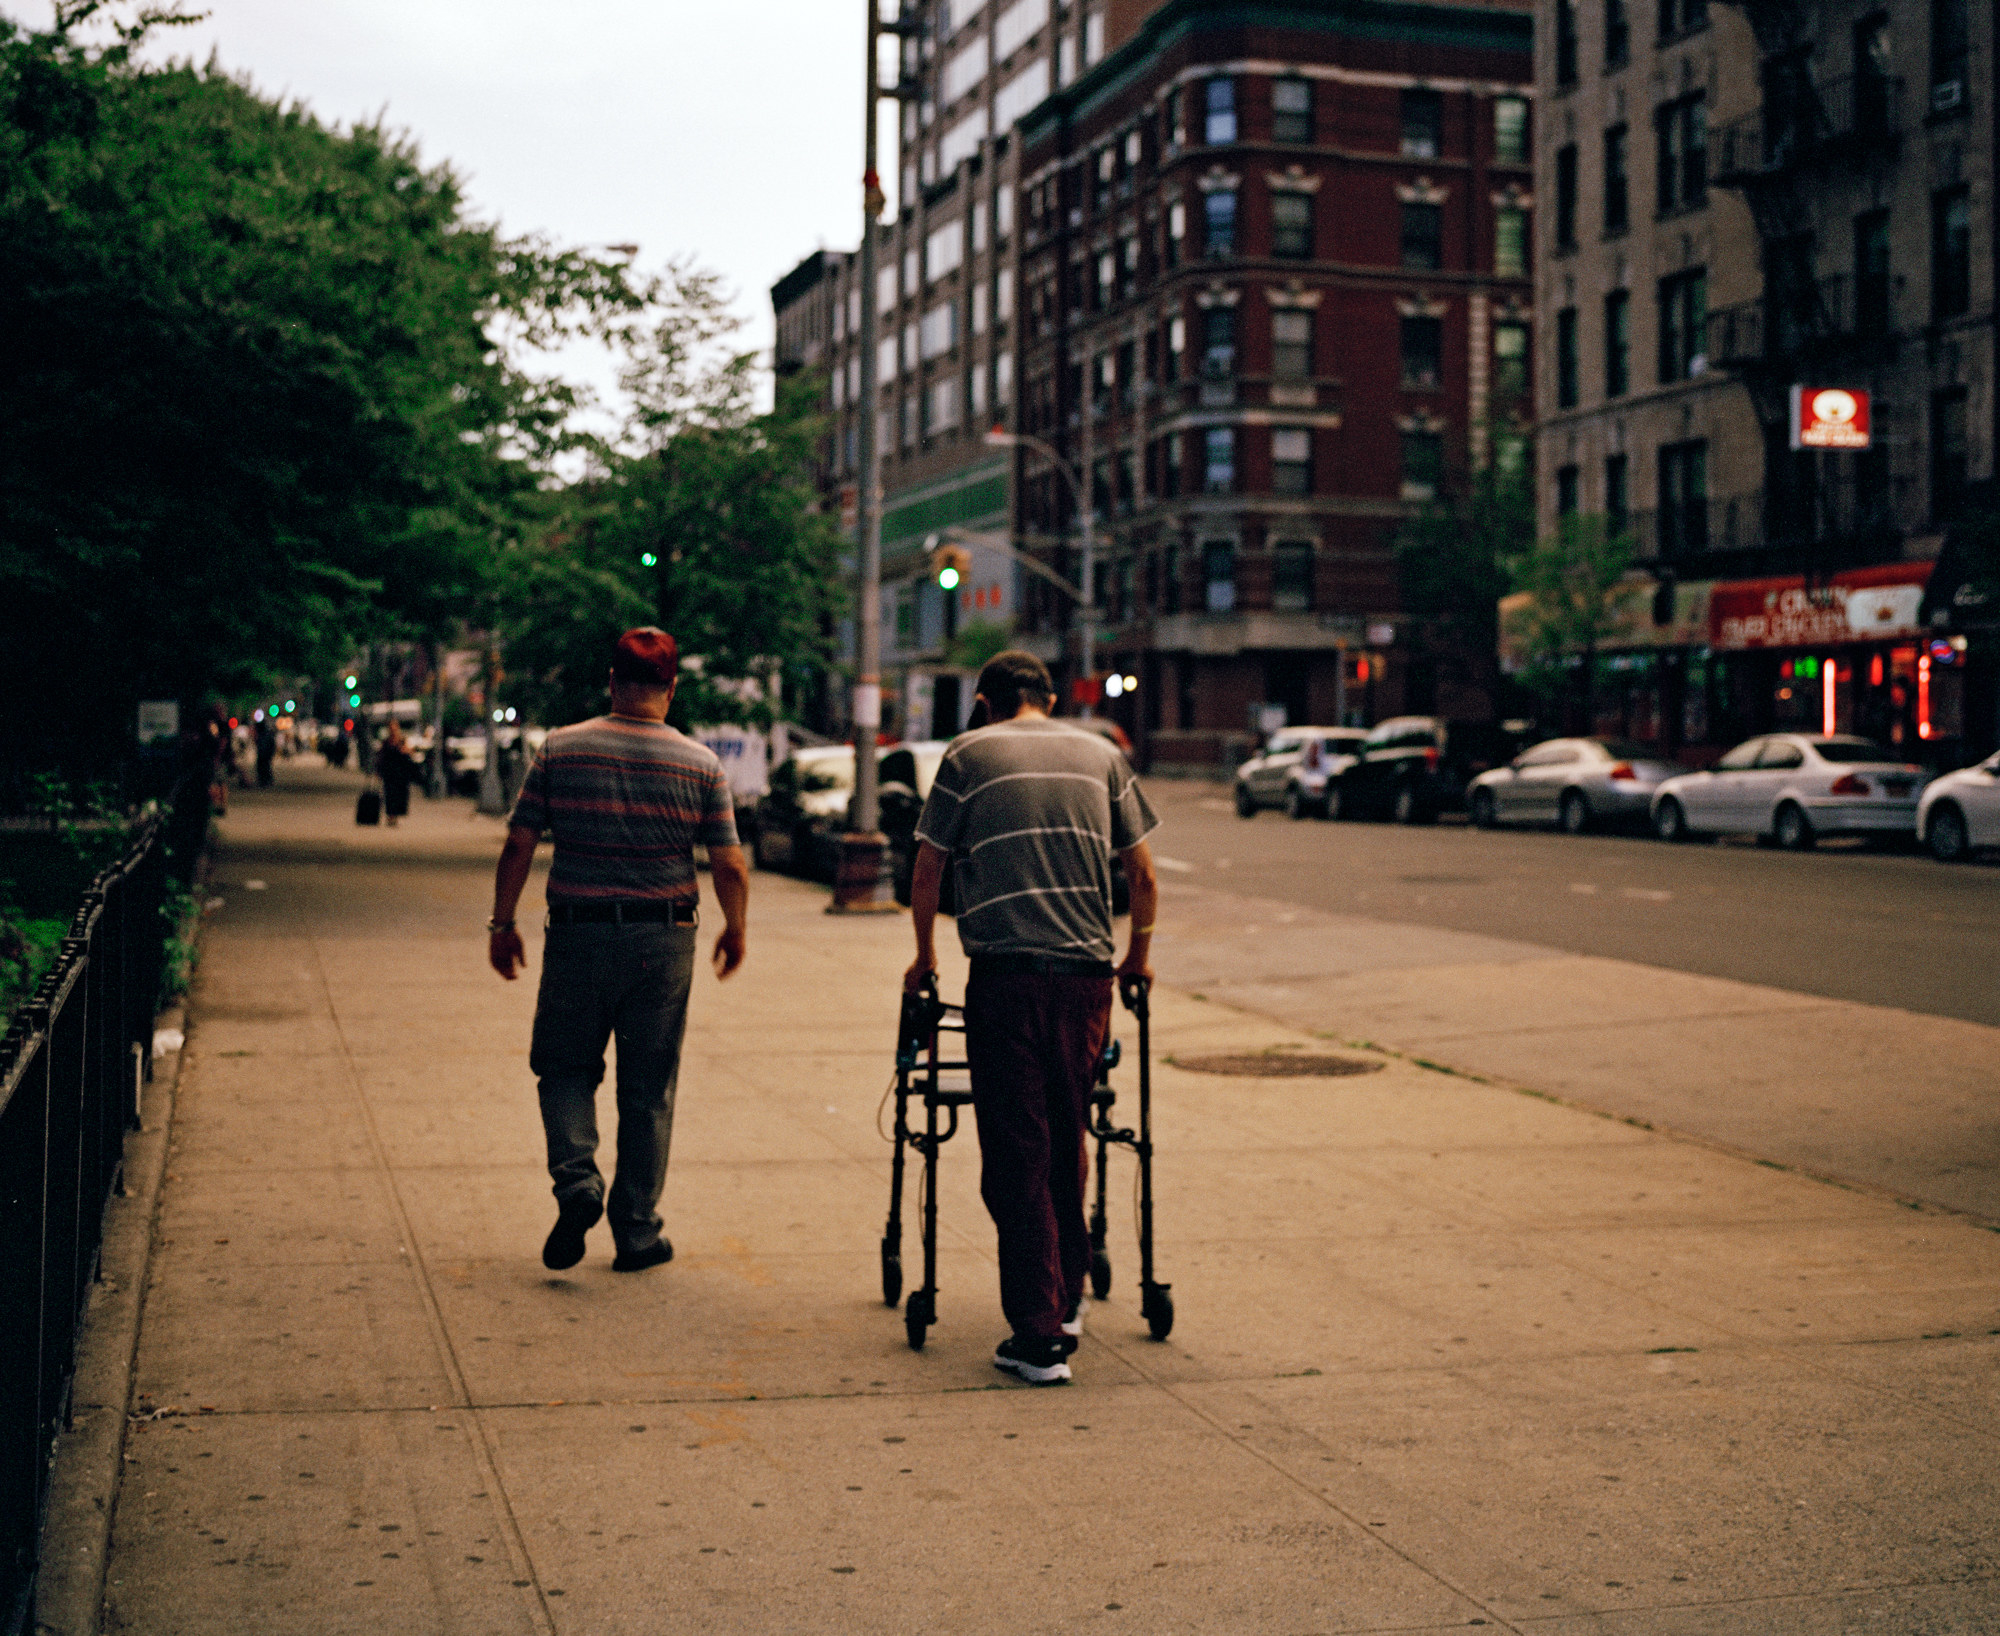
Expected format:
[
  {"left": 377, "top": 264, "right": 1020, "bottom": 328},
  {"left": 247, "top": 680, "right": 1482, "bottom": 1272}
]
[{"left": 903, "top": 652, "right": 1159, "bottom": 1385}]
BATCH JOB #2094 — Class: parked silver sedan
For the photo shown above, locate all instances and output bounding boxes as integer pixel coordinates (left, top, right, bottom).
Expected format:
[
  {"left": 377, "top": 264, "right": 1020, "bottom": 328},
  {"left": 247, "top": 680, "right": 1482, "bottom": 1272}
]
[
  {"left": 1234, "top": 727, "right": 1362, "bottom": 817},
  {"left": 1651, "top": 734, "right": 1926, "bottom": 849},
  {"left": 1467, "top": 737, "right": 1679, "bottom": 833}
]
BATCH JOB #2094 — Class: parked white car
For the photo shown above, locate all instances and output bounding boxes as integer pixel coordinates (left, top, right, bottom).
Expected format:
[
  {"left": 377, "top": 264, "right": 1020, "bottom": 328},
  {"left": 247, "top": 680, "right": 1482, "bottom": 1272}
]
[
  {"left": 1233, "top": 728, "right": 1364, "bottom": 818},
  {"left": 1651, "top": 734, "right": 1926, "bottom": 849},
  {"left": 1916, "top": 749, "right": 2000, "bottom": 861}
]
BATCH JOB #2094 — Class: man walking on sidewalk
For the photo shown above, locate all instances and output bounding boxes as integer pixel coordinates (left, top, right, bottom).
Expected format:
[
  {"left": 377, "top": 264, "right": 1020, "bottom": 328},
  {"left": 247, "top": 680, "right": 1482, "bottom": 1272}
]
[
  {"left": 904, "top": 651, "right": 1159, "bottom": 1385},
  {"left": 488, "top": 627, "right": 750, "bottom": 1272}
]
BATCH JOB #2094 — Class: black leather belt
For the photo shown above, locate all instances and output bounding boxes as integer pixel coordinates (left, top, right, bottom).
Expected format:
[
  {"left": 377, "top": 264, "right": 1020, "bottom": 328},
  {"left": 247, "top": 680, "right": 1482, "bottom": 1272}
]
[
  {"left": 546, "top": 901, "right": 698, "bottom": 926},
  {"left": 969, "top": 953, "right": 1113, "bottom": 979}
]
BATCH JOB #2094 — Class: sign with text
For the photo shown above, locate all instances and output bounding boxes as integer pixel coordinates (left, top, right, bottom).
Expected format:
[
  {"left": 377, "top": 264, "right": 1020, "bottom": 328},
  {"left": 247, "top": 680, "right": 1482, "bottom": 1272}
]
[
  {"left": 1789, "top": 386, "right": 1871, "bottom": 449},
  {"left": 1710, "top": 562, "right": 1929, "bottom": 651}
]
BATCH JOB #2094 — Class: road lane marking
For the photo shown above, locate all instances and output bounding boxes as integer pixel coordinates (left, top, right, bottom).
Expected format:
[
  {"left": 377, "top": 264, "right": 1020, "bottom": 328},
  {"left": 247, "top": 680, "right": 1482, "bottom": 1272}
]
[
  {"left": 1570, "top": 883, "right": 1599, "bottom": 894},
  {"left": 1155, "top": 855, "right": 1196, "bottom": 873},
  {"left": 1622, "top": 888, "right": 1673, "bottom": 902}
]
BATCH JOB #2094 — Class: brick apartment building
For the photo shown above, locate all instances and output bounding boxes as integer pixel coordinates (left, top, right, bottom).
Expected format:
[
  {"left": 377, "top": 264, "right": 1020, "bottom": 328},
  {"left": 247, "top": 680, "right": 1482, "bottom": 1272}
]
[
  {"left": 1529, "top": 0, "right": 1997, "bottom": 761},
  {"left": 1006, "top": 0, "right": 1536, "bottom": 770}
]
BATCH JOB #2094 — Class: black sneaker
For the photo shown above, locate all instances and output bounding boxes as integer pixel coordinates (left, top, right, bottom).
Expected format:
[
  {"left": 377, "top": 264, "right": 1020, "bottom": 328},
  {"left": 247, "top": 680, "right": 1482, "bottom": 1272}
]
[
  {"left": 542, "top": 1194, "right": 603, "bottom": 1270},
  {"left": 993, "top": 1334, "right": 1072, "bottom": 1386},
  {"left": 611, "top": 1238, "right": 674, "bottom": 1273}
]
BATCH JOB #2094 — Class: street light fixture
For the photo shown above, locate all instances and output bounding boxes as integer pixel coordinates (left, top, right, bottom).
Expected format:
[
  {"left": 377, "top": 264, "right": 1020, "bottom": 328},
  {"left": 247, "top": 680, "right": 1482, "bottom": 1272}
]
[{"left": 984, "top": 425, "right": 1098, "bottom": 712}]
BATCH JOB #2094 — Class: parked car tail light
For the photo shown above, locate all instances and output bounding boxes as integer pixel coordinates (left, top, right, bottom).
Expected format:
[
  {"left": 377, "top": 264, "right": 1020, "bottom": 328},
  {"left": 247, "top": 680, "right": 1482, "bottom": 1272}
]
[
  {"left": 1423, "top": 747, "right": 1440, "bottom": 771},
  {"left": 1830, "top": 774, "right": 1872, "bottom": 796},
  {"left": 1607, "top": 762, "right": 1637, "bottom": 781}
]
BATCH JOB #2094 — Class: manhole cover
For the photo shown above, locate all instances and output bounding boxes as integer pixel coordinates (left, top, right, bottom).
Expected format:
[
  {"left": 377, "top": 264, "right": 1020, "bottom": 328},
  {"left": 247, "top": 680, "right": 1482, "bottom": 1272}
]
[{"left": 1171, "top": 1053, "right": 1383, "bottom": 1078}]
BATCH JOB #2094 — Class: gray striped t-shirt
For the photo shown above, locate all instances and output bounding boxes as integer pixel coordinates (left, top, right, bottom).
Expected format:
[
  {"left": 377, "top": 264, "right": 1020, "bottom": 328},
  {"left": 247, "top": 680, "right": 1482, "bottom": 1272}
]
[{"left": 913, "top": 717, "right": 1159, "bottom": 960}]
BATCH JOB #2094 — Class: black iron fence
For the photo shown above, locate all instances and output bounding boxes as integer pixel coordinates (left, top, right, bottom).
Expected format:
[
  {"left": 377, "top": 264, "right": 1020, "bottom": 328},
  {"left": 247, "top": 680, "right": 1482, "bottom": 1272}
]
[{"left": 0, "top": 780, "right": 204, "bottom": 1634}]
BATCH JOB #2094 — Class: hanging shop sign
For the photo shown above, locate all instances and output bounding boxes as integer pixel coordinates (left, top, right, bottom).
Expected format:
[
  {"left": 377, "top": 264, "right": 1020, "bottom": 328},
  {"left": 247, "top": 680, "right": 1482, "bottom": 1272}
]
[
  {"left": 1789, "top": 386, "right": 1872, "bottom": 450},
  {"left": 1710, "top": 561, "right": 1929, "bottom": 651}
]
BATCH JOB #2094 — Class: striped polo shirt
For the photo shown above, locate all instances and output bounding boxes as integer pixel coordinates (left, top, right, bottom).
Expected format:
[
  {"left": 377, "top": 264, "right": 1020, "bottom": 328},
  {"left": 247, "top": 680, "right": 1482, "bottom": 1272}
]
[
  {"left": 508, "top": 716, "right": 739, "bottom": 905},
  {"left": 914, "top": 716, "right": 1158, "bottom": 961}
]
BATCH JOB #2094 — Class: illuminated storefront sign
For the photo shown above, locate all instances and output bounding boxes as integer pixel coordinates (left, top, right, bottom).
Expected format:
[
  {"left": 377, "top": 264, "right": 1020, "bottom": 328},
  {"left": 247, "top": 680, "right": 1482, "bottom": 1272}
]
[
  {"left": 1710, "top": 562, "right": 1928, "bottom": 650},
  {"left": 1789, "top": 386, "right": 1872, "bottom": 449}
]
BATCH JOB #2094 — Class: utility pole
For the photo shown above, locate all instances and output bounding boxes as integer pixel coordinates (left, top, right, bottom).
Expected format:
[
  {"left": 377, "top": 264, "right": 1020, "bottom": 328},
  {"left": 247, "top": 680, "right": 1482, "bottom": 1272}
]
[
  {"left": 1078, "top": 361, "right": 1096, "bottom": 713},
  {"left": 831, "top": 0, "right": 899, "bottom": 912}
]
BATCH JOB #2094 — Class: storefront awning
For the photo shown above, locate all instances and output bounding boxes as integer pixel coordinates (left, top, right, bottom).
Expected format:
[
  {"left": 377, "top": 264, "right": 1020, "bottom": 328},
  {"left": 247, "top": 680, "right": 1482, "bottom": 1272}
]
[{"left": 1709, "top": 560, "right": 1932, "bottom": 651}]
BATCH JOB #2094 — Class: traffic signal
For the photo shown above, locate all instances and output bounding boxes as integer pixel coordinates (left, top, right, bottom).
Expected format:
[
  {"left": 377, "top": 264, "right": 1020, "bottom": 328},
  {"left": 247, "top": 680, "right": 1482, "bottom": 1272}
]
[{"left": 930, "top": 542, "right": 971, "bottom": 591}]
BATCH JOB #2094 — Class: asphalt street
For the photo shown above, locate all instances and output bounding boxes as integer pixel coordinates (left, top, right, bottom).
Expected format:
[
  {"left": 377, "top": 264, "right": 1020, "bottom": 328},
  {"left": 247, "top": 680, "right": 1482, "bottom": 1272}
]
[{"left": 1146, "top": 779, "right": 2000, "bottom": 1030}]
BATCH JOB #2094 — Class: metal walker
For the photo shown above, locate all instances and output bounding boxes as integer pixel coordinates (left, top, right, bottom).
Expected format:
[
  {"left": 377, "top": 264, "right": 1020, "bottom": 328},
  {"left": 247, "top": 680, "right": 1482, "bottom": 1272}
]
[{"left": 881, "top": 974, "right": 1173, "bottom": 1350}]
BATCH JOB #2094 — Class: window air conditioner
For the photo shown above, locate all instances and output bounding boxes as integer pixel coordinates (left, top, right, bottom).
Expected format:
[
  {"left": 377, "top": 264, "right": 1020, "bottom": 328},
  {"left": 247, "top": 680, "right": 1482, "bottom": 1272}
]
[{"left": 1931, "top": 80, "right": 1963, "bottom": 112}]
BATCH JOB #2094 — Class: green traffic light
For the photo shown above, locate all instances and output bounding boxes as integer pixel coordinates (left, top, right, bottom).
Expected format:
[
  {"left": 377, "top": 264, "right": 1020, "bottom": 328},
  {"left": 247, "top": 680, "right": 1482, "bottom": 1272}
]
[
  {"left": 349, "top": 693, "right": 361, "bottom": 707},
  {"left": 641, "top": 552, "right": 659, "bottom": 568},
  {"left": 344, "top": 675, "right": 358, "bottom": 689},
  {"left": 938, "top": 566, "right": 960, "bottom": 590}
]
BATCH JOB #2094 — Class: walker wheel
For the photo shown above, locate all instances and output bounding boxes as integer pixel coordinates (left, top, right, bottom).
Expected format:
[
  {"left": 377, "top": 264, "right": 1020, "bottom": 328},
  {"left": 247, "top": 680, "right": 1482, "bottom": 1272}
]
[
  {"left": 1143, "top": 1286, "right": 1174, "bottom": 1342},
  {"left": 880, "top": 1242, "right": 902, "bottom": 1308},
  {"left": 1090, "top": 1249, "right": 1112, "bottom": 1301},
  {"left": 904, "top": 1290, "right": 932, "bottom": 1351}
]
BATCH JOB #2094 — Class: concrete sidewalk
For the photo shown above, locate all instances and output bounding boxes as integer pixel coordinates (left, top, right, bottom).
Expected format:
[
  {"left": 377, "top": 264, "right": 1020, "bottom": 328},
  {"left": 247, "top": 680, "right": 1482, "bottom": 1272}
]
[{"left": 86, "top": 765, "right": 2000, "bottom": 1633}]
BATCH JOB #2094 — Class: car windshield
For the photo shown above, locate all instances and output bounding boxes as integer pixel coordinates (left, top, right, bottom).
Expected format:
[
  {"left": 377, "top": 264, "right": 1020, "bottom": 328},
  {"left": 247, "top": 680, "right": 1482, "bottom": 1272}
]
[{"left": 1811, "top": 738, "right": 1898, "bottom": 764}]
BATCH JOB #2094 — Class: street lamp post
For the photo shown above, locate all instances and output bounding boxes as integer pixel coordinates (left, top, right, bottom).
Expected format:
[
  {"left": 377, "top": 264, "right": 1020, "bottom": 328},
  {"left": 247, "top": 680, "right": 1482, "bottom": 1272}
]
[
  {"left": 830, "top": 0, "right": 898, "bottom": 913},
  {"left": 984, "top": 427, "right": 1096, "bottom": 711}
]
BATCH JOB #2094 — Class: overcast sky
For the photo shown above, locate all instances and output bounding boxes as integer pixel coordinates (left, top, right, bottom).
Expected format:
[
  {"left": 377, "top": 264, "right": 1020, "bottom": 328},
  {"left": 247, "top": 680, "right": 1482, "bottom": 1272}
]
[{"left": 14, "top": 0, "right": 890, "bottom": 415}]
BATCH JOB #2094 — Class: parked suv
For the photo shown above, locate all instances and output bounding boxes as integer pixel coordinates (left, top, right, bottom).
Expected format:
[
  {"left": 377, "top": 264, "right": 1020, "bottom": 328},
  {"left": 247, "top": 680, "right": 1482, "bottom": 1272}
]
[{"left": 1332, "top": 716, "right": 1519, "bottom": 823}]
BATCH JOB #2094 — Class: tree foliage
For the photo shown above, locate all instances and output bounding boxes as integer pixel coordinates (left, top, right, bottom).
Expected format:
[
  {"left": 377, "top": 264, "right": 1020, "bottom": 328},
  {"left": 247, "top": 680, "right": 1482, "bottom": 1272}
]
[
  {"left": 1503, "top": 513, "right": 1635, "bottom": 722},
  {"left": 0, "top": 5, "right": 638, "bottom": 767}
]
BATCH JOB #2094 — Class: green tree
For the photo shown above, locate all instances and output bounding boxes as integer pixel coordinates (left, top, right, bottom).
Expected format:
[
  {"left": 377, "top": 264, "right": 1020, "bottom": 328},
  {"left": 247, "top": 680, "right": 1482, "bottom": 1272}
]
[
  {"left": 0, "top": 4, "right": 639, "bottom": 774},
  {"left": 1503, "top": 513, "right": 1635, "bottom": 730}
]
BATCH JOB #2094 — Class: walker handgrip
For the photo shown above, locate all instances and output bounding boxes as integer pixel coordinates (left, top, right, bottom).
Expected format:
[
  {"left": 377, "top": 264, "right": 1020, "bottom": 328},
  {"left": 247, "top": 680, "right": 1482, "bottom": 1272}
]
[{"left": 1118, "top": 973, "right": 1151, "bottom": 1018}]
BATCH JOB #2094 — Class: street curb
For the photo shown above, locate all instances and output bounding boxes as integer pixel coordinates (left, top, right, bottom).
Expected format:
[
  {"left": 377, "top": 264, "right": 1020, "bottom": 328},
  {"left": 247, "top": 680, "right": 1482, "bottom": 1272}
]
[{"left": 31, "top": 1008, "right": 182, "bottom": 1636}]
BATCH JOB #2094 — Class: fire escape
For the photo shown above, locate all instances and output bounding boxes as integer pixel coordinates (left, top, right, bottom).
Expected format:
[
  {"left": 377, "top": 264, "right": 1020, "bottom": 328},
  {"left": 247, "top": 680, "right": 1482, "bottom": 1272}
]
[{"left": 1707, "top": 1, "right": 1904, "bottom": 579}]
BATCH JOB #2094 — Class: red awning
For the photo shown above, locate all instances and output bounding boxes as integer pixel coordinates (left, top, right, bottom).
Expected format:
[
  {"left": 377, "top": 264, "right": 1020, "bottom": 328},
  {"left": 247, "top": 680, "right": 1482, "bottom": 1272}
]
[{"left": 1709, "top": 560, "right": 1934, "bottom": 651}]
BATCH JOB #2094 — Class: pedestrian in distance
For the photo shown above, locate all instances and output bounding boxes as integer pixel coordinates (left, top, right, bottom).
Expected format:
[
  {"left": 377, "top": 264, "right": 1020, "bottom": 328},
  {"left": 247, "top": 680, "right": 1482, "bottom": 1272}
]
[
  {"left": 376, "top": 721, "right": 417, "bottom": 826},
  {"left": 488, "top": 626, "right": 750, "bottom": 1273},
  {"left": 904, "top": 650, "right": 1160, "bottom": 1385},
  {"left": 254, "top": 714, "right": 277, "bottom": 788}
]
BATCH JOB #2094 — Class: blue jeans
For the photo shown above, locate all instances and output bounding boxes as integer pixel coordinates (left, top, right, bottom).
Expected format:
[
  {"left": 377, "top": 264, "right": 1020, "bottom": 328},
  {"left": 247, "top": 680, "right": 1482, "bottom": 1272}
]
[{"left": 528, "top": 921, "right": 696, "bottom": 1254}]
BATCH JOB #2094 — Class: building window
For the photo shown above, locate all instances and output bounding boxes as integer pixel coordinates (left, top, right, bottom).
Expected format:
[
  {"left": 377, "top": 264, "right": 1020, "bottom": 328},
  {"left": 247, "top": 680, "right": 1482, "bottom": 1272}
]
[
  {"left": 1401, "top": 314, "right": 1443, "bottom": 388},
  {"left": 1167, "top": 312, "right": 1186, "bottom": 379},
  {"left": 1556, "top": 0, "right": 1578, "bottom": 85},
  {"left": 1659, "top": 0, "right": 1707, "bottom": 41},
  {"left": 1556, "top": 463, "right": 1580, "bottom": 516},
  {"left": 1556, "top": 305, "right": 1579, "bottom": 407},
  {"left": 1554, "top": 144, "right": 1578, "bottom": 249},
  {"left": 1493, "top": 320, "right": 1528, "bottom": 398},
  {"left": 1272, "top": 309, "right": 1313, "bottom": 380},
  {"left": 1854, "top": 209, "right": 1890, "bottom": 334},
  {"left": 1204, "top": 427, "right": 1236, "bottom": 493},
  {"left": 1401, "top": 430, "right": 1443, "bottom": 500},
  {"left": 1603, "top": 124, "right": 1628, "bottom": 233},
  {"left": 1932, "top": 186, "right": 1970, "bottom": 317},
  {"left": 1272, "top": 427, "right": 1312, "bottom": 495},
  {"left": 1658, "top": 439, "right": 1708, "bottom": 556},
  {"left": 1167, "top": 198, "right": 1186, "bottom": 265},
  {"left": 1401, "top": 88, "right": 1442, "bottom": 157},
  {"left": 1272, "top": 541, "right": 1314, "bottom": 611},
  {"left": 1204, "top": 188, "right": 1238, "bottom": 256},
  {"left": 1930, "top": 0, "right": 1969, "bottom": 104},
  {"left": 1204, "top": 77, "right": 1237, "bottom": 144},
  {"left": 1273, "top": 77, "right": 1312, "bottom": 142},
  {"left": 1605, "top": 452, "right": 1629, "bottom": 531},
  {"left": 1495, "top": 96, "right": 1529, "bottom": 163},
  {"left": 1201, "top": 305, "right": 1237, "bottom": 377},
  {"left": 1163, "top": 430, "right": 1182, "bottom": 494},
  {"left": 1932, "top": 389, "right": 1968, "bottom": 521},
  {"left": 1401, "top": 201, "right": 1442, "bottom": 269},
  {"left": 1655, "top": 95, "right": 1706, "bottom": 214},
  {"left": 1495, "top": 207, "right": 1527, "bottom": 276},
  {"left": 1657, "top": 268, "right": 1706, "bottom": 382},
  {"left": 1166, "top": 87, "right": 1185, "bottom": 150},
  {"left": 1271, "top": 192, "right": 1314, "bottom": 258},
  {"left": 1203, "top": 540, "right": 1237, "bottom": 611},
  {"left": 1605, "top": 0, "right": 1630, "bottom": 67},
  {"left": 1161, "top": 545, "right": 1182, "bottom": 613},
  {"left": 1604, "top": 288, "right": 1630, "bottom": 395},
  {"left": 1854, "top": 14, "right": 1893, "bottom": 136}
]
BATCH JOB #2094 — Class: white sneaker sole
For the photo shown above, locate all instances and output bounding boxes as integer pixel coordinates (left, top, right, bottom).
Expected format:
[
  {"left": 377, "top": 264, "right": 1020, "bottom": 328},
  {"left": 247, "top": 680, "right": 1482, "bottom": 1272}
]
[{"left": 993, "top": 1350, "right": 1072, "bottom": 1386}]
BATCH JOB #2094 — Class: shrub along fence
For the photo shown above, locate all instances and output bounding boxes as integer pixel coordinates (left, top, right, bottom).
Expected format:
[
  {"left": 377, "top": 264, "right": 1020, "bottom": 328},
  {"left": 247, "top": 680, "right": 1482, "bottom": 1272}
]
[{"left": 0, "top": 779, "right": 206, "bottom": 1635}]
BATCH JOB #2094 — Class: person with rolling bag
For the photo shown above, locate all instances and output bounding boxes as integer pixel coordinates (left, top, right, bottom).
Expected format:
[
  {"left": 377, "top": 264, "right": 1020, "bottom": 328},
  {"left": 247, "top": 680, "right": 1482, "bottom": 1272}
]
[{"left": 903, "top": 651, "right": 1160, "bottom": 1386}]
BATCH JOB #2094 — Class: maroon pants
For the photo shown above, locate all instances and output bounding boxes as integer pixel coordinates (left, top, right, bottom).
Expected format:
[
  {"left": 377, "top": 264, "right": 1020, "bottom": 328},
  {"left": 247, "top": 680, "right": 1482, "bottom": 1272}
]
[{"left": 963, "top": 967, "right": 1112, "bottom": 1340}]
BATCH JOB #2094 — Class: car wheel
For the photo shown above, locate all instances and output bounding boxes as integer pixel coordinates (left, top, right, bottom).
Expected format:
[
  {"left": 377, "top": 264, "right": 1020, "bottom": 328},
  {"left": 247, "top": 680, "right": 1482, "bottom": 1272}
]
[
  {"left": 1234, "top": 783, "right": 1258, "bottom": 818},
  {"left": 1324, "top": 782, "right": 1347, "bottom": 821},
  {"left": 1469, "top": 789, "right": 1498, "bottom": 830},
  {"left": 1284, "top": 786, "right": 1310, "bottom": 821},
  {"left": 1653, "top": 797, "right": 1689, "bottom": 843},
  {"left": 1559, "top": 790, "right": 1592, "bottom": 835},
  {"left": 1927, "top": 803, "right": 1970, "bottom": 863},
  {"left": 1392, "top": 784, "right": 1424, "bottom": 825},
  {"left": 1774, "top": 802, "right": 1815, "bottom": 851}
]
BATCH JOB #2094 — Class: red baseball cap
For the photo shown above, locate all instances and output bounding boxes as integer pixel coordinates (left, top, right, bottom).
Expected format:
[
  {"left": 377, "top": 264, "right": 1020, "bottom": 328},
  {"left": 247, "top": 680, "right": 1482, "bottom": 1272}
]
[{"left": 611, "top": 627, "right": 678, "bottom": 685}]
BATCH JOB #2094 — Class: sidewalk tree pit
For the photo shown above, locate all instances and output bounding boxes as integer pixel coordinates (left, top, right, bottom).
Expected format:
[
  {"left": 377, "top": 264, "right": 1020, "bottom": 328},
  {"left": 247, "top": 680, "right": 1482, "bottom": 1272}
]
[{"left": 1170, "top": 1052, "right": 1384, "bottom": 1078}]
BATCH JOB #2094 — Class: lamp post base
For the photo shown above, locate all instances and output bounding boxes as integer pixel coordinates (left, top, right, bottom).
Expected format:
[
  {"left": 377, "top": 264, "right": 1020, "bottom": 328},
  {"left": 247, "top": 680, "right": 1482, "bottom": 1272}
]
[{"left": 827, "top": 832, "right": 901, "bottom": 914}]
